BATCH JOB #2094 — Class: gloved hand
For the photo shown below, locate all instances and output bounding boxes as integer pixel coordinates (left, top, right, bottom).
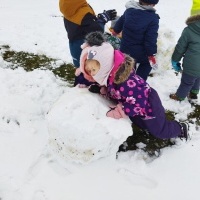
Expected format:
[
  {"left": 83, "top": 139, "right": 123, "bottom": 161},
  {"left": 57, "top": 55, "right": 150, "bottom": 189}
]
[
  {"left": 89, "top": 85, "right": 108, "bottom": 97},
  {"left": 171, "top": 60, "right": 181, "bottom": 72},
  {"left": 98, "top": 9, "right": 117, "bottom": 23},
  {"left": 106, "top": 104, "right": 126, "bottom": 119},
  {"left": 74, "top": 73, "right": 94, "bottom": 87},
  {"left": 88, "top": 84, "right": 101, "bottom": 93},
  {"left": 148, "top": 55, "right": 158, "bottom": 70}
]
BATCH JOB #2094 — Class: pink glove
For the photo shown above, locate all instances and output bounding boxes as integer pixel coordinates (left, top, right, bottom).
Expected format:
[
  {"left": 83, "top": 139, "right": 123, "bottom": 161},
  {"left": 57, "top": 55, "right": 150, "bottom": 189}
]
[
  {"left": 106, "top": 104, "right": 126, "bottom": 119},
  {"left": 148, "top": 55, "right": 158, "bottom": 70}
]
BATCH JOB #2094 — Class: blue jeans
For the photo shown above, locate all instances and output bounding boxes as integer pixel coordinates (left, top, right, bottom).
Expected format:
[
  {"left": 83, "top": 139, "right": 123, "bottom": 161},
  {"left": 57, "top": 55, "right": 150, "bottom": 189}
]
[
  {"left": 69, "top": 39, "right": 84, "bottom": 67},
  {"left": 176, "top": 72, "right": 200, "bottom": 99}
]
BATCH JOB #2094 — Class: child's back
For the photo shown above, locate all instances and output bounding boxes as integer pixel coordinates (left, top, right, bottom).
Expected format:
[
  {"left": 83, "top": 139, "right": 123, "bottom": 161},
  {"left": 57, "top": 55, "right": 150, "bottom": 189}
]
[{"left": 113, "top": 0, "right": 159, "bottom": 80}]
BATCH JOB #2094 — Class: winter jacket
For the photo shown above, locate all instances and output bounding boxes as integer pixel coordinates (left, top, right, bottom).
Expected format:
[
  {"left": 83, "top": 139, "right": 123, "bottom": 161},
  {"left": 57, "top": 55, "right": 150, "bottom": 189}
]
[
  {"left": 107, "top": 50, "right": 153, "bottom": 118},
  {"left": 59, "top": 0, "right": 103, "bottom": 41},
  {"left": 113, "top": 0, "right": 159, "bottom": 62},
  {"left": 172, "top": 15, "right": 200, "bottom": 77}
]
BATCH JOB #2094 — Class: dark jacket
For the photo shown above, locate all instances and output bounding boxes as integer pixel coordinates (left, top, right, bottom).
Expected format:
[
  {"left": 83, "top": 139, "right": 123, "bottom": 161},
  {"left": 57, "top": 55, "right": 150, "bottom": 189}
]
[
  {"left": 60, "top": 0, "right": 103, "bottom": 41},
  {"left": 113, "top": 0, "right": 159, "bottom": 62},
  {"left": 172, "top": 15, "right": 200, "bottom": 77}
]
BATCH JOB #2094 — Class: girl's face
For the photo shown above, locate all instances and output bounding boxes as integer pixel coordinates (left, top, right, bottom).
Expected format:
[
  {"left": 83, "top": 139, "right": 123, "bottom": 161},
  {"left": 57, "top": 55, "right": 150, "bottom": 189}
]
[{"left": 85, "top": 59, "right": 100, "bottom": 76}]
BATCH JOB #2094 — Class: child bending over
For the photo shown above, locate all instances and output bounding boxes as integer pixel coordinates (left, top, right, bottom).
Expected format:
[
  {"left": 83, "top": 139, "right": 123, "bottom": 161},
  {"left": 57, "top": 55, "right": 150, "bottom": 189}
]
[{"left": 78, "top": 32, "right": 190, "bottom": 141}]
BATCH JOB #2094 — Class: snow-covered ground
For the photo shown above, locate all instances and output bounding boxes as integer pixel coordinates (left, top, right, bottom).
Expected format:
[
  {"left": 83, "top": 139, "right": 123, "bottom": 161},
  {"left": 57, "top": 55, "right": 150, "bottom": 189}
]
[{"left": 0, "top": 0, "right": 200, "bottom": 200}]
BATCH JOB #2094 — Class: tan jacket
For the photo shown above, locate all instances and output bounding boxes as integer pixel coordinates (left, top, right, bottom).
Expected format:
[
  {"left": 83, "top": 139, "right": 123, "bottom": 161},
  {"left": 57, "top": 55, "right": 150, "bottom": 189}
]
[{"left": 59, "top": 0, "right": 95, "bottom": 25}]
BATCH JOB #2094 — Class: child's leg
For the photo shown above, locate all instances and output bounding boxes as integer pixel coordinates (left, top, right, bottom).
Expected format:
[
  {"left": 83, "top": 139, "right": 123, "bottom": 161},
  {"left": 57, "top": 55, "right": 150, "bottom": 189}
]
[
  {"left": 130, "top": 88, "right": 182, "bottom": 139},
  {"left": 190, "top": 77, "right": 200, "bottom": 95},
  {"left": 69, "top": 39, "right": 84, "bottom": 67},
  {"left": 136, "top": 60, "right": 152, "bottom": 81},
  {"left": 69, "top": 39, "right": 94, "bottom": 87},
  {"left": 176, "top": 73, "right": 198, "bottom": 99}
]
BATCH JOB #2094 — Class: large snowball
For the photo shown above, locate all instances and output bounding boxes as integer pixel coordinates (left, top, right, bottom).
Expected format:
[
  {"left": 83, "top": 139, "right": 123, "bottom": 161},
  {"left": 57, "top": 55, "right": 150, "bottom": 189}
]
[{"left": 46, "top": 87, "right": 132, "bottom": 164}]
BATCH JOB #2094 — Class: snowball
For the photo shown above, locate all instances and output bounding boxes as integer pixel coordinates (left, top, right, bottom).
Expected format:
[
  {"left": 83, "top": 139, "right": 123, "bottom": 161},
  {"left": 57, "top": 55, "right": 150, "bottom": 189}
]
[{"left": 46, "top": 87, "right": 132, "bottom": 164}]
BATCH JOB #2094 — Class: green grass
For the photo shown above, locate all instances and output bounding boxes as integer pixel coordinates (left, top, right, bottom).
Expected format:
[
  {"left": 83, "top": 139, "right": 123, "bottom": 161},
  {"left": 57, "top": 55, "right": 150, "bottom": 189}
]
[
  {"left": 1, "top": 45, "right": 199, "bottom": 157},
  {"left": 1, "top": 45, "right": 76, "bottom": 86}
]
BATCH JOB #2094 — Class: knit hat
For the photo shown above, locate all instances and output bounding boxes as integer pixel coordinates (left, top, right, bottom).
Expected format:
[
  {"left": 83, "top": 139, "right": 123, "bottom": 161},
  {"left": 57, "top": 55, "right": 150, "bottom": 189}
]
[
  {"left": 80, "top": 42, "right": 114, "bottom": 86},
  {"left": 141, "top": 0, "right": 159, "bottom": 4}
]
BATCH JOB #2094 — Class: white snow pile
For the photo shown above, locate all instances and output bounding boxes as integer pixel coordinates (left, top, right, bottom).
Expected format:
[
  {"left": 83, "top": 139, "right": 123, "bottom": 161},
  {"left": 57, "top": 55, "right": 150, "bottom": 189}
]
[
  {"left": 46, "top": 87, "right": 132, "bottom": 164},
  {"left": 156, "top": 26, "right": 176, "bottom": 72}
]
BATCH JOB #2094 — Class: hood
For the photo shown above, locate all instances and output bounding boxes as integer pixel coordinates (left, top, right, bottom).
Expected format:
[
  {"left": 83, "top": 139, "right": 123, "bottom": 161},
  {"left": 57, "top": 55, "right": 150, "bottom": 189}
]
[
  {"left": 186, "top": 14, "right": 200, "bottom": 35},
  {"left": 125, "top": 0, "right": 156, "bottom": 11},
  {"left": 114, "top": 54, "right": 135, "bottom": 84}
]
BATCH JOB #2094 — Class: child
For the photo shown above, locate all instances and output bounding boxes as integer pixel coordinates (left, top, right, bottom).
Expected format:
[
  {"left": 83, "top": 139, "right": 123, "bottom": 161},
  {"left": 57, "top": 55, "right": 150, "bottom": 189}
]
[
  {"left": 111, "top": 0, "right": 160, "bottom": 80},
  {"left": 78, "top": 32, "right": 189, "bottom": 141},
  {"left": 170, "top": 14, "right": 200, "bottom": 101},
  {"left": 59, "top": 0, "right": 117, "bottom": 86}
]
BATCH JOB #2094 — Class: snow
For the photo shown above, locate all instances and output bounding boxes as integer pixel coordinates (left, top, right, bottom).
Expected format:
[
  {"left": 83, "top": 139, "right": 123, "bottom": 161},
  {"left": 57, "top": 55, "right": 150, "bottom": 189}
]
[
  {"left": 47, "top": 87, "right": 132, "bottom": 163},
  {"left": 0, "top": 0, "right": 200, "bottom": 200}
]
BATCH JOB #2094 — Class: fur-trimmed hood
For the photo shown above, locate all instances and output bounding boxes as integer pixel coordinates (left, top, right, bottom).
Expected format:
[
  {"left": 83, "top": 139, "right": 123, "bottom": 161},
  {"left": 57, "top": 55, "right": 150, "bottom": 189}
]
[
  {"left": 113, "top": 54, "right": 135, "bottom": 84},
  {"left": 186, "top": 14, "right": 200, "bottom": 35},
  {"left": 186, "top": 14, "right": 200, "bottom": 25}
]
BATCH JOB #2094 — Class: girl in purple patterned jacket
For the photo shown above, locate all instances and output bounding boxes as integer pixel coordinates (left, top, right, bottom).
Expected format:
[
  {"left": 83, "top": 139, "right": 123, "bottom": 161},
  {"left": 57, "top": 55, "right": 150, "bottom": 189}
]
[{"left": 77, "top": 32, "right": 189, "bottom": 140}]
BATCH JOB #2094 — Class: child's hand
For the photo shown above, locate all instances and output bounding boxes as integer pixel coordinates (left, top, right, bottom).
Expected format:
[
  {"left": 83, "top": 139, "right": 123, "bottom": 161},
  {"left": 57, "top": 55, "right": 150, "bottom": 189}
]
[
  {"left": 106, "top": 104, "right": 126, "bottom": 119},
  {"left": 148, "top": 55, "right": 158, "bottom": 70},
  {"left": 88, "top": 84, "right": 101, "bottom": 93},
  {"left": 98, "top": 9, "right": 117, "bottom": 23},
  {"left": 171, "top": 60, "right": 181, "bottom": 72},
  {"left": 109, "top": 29, "right": 118, "bottom": 36},
  {"left": 75, "top": 68, "right": 81, "bottom": 76}
]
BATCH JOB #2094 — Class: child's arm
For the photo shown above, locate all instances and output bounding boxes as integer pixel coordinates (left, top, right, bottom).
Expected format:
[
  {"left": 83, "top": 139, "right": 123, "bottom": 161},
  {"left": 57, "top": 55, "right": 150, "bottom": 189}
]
[
  {"left": 172, "top": 28, "right": 188, "bottom": 62},
  {"left": 145, "top": 19, "right": 159, "bottom": 56},
  {"left": 112, "top": 14, "right": 124, "bottom": 34}
]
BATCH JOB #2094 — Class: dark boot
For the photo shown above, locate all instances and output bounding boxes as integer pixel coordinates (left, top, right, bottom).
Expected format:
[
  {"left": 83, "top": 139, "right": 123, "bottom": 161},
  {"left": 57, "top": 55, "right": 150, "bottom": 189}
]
[
  {"left": 188, "top": 92, "right": 198, "bottom": 100},
  {"left": 169, "top": 93, "right": 183, "bottom": 101},
  {"left": 179, "top": 122, "right": 190, "bottom": 141}
]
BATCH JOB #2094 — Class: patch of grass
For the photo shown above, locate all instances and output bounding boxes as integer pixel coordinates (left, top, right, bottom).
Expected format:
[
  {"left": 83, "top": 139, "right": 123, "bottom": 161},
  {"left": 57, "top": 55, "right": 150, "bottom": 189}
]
[
  {"left": 2, "top": 50, "right": 55, "bottom": 71},
  {"left": 52, "top": 63, "right": 75, "bottom": 85},
  {"left": 118, "top": 110, "right": 176, "bottom": 157},
  {"left": 1, "top": 46, "right": 76, "bottom": 86},
  {"left": 188, "top": 104, "right": 200, "bottom": 126}
]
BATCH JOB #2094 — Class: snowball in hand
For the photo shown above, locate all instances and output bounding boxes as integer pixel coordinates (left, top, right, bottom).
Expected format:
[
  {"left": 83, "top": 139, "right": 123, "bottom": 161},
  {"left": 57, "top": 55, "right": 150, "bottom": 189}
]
[{"left": 46, "top": 87, "right": 132, "bottom": 164}]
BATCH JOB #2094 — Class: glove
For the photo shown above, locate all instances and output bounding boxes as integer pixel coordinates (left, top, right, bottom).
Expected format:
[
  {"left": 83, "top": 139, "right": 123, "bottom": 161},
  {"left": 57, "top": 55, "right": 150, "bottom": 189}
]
[
  {"left": 74, "top": 73, "right": 94, "bottom": 87},
  {"left": 148, "top": 55, "right": 158, "bottom": 70},
  {"left": 171, "top": 60, "right": 181, "bottom": 72},
  {"left": 88, "top": 84, "right": 101, "bottom": 93},
  {"left": 106, "top": 104, "right": 126, "bottom": 119},
  {"left": 98, "top": 9, "right": 117, "bottom": 23},
  {"left": 89, "top": 85, "right": 108, "bottom": 97}
]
